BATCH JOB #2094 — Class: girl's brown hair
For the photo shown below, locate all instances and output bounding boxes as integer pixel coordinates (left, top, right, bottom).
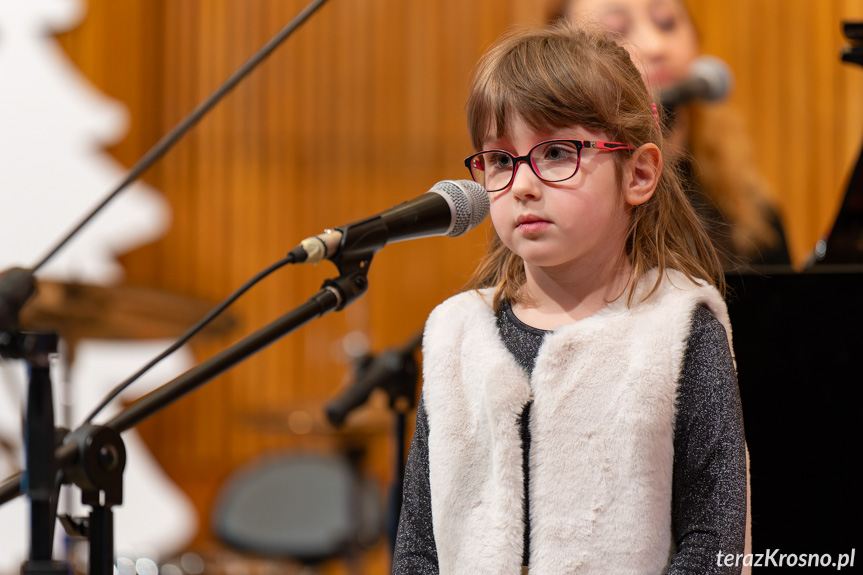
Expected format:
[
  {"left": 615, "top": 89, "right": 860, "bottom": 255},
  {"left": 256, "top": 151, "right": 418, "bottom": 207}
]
[
  {"left": 464, "top": 24, "right": 723, "bottom": 311},
  {"left": 688, "top": 102, "right": 783, "bottom": 262}
]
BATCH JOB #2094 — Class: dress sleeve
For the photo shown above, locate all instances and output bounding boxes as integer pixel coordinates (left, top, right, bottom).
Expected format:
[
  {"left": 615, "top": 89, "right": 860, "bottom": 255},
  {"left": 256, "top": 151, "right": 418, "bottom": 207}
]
[
  {"left": 667, "top": 306, "right": 748, "bottom": 575},
  {"left": 392, "top": 397, "right": 439, "bottom": 574}
]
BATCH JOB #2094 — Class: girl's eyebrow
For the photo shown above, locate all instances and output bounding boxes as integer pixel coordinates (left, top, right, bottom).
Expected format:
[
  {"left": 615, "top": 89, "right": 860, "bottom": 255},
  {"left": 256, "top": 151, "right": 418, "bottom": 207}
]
[{"left": 480, "top": 138, "right": 511, "bottom": 150}]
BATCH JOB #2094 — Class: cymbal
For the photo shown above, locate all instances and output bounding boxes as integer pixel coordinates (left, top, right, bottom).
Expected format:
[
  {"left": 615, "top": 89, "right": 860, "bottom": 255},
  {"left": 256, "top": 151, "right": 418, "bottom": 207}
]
[{"left": 19, "top": 280, "right": 236, "bottom": 343}]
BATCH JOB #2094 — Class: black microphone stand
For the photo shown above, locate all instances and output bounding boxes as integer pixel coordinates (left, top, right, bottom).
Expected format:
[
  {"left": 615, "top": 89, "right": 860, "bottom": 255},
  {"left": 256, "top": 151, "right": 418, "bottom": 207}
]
[
  {"left": 0, "top": 214, "right": 389, "bottom": 573},
  {"left": 324, "top": 330, "right": 422, "bottom": 553}
]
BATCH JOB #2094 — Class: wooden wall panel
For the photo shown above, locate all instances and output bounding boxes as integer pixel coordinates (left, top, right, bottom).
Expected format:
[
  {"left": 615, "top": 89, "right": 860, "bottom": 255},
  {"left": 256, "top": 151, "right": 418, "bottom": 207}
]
[{"left": 50, "top": 1, "right": 863, "bottom": 573}]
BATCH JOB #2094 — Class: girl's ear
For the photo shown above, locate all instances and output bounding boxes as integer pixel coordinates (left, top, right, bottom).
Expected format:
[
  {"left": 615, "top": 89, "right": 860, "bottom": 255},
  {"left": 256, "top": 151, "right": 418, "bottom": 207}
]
[{"left": 623, "top": 143, "right": 662, "bottom": 206}]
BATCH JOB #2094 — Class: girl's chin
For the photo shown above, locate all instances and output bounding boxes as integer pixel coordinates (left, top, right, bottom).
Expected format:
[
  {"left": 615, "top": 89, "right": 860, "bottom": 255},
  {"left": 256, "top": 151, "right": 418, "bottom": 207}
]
[{"left": 519, "top": 253, "right": 578, "bottom": 270}]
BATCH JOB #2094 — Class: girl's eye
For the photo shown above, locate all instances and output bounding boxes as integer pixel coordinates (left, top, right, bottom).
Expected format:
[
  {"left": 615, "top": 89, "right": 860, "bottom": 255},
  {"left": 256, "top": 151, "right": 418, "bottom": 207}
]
[
  {"left": 488, "top": 152, "right": 513, "bottom": 169},
  {"left": 650, "top": 4, "right": 679, "bottom": 32},
  {"left": 653, "top": 13, "right": 677, "bottom": 32},
  {"left": 541, "top": 144, "right": 577, "bottom": 162},
  {"left": 657, "top": 18, "right": 676, "bottom": 32}
]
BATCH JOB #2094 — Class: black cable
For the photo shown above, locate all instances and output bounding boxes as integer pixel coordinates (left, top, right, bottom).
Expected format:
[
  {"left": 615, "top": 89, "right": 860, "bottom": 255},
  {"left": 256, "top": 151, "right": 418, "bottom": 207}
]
[
  {"left": 82, "top": 253, "right": 294, "bottom": 424},
  {"left": 31, "top": 0, "right": 331, "bottom": 274}
]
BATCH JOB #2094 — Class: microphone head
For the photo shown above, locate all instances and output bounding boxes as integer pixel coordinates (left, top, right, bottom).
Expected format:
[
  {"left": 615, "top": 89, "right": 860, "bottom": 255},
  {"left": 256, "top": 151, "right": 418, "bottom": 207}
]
[
  {"left": 431, "top": 180, "right": 490, "bottom": 237},
  {"left": 659, "top": 55, "right": 734, "bottom": 110},
  {"left": 690, "top": 55, "right": 733, "bottom": 102}
]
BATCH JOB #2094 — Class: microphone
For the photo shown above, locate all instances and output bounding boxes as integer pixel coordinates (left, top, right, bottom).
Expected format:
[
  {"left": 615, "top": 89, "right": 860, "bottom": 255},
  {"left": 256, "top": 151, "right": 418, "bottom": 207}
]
[
  {"left": 288, "top": 179, "right": 489, "bottom": 264},
  {"left": 325, "top": 331, "right": 422, "bottom": 427},
  {"left": 658, "top": 56, "right": 733, "bottom": 109}
]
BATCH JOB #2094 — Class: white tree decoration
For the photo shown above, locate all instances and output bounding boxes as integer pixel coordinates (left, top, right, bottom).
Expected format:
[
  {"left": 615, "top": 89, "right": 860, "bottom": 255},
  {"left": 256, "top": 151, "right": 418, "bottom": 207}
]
[{"left": 0, "top": 0, "right": 197, "bottom": 570}]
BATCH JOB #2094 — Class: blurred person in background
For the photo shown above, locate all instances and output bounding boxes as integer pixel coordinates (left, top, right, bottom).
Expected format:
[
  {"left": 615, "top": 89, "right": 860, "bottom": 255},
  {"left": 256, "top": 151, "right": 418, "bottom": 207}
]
[{"left": 548, "top": 0, "right": 791, "bottom": 269}]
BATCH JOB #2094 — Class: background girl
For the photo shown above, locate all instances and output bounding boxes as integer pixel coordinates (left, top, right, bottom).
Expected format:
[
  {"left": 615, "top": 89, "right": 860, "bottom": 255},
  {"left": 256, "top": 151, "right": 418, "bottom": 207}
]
[{"left": 549, "top": 0, "right": 791, "bottom": 269}]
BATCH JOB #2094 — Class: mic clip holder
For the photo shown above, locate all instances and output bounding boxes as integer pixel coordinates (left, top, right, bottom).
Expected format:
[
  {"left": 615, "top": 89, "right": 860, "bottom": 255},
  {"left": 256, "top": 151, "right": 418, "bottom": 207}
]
[
  {"left": 322, "top": 215, "right": 389, "bottom": 310},
  {"left": 63, "top": 424, "right": 127, "bottom": 575}
]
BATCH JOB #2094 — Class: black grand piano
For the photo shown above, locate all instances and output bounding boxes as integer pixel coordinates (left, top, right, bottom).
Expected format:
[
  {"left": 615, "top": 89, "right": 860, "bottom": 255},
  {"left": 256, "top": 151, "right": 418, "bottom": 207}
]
[
  {"left": 726, "top": 268, "right": 861, "bottom": 559},
  {"left": 724, "top": 22, "right": 862, "bottom": 568}
]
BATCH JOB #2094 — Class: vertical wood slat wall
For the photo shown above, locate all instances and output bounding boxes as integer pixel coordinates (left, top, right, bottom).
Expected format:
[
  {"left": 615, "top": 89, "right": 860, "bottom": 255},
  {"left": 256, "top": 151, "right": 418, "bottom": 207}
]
[{"left": 52, "top": 1, "right": 863, "bottom": 572}]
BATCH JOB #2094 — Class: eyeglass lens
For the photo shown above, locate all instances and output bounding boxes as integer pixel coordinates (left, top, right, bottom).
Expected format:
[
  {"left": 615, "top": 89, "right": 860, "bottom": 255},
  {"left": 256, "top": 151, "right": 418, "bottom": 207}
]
[{"left": 470, "top": 141, "right": 582, "bottom": 192}]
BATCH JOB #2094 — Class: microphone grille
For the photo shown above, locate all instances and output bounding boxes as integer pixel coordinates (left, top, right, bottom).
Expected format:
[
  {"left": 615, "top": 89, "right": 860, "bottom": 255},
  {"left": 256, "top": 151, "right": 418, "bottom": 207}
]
[
  {"left": 433, "top": 180, "right": 490, "bottom": 237},
  {"left": 692, "top": 55, "right": 733, "bottom": 102}
]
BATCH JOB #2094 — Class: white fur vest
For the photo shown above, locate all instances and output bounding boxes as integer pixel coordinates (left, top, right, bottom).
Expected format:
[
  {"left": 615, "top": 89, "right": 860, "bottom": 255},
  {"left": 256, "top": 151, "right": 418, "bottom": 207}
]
[{"left": 421, "top": 269, "right": 732, "bottom": 575}]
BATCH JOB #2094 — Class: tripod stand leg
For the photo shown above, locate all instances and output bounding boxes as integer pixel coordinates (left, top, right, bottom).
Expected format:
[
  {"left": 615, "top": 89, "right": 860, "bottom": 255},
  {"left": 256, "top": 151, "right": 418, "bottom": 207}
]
[
  {"left": 21, "top": 334, "right": 69, "bottom": 575},
  {"left": 26, "top": 362, "right": 55, "bottom": 562},
  {"left": 88, "top": 504, "right": 114, "bottom": 575}
]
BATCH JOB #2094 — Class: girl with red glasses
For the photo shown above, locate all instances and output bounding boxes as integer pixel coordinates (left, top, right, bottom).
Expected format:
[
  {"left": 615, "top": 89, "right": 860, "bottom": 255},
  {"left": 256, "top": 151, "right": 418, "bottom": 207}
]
[{"left": 394, "top": 24, "right": 748, "bottom": 575}]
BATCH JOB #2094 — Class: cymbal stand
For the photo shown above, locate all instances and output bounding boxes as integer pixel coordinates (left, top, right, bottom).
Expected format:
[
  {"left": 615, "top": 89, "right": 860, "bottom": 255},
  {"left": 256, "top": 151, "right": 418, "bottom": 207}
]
[
  {"left": 0, "top": 269, "right": 66, "bottom": 573},
  {"left": 0, "top": 331, "right": 67, "bottom": 575}
]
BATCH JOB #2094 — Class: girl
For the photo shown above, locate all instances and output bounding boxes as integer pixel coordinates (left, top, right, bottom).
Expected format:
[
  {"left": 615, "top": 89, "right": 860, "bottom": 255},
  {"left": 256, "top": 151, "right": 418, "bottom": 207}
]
[
  {"left": 549, "top": 0, "right": 790, "bottom": 269},
  {"left": 393, "top": 24, "right": 748, "bottom": 575}
]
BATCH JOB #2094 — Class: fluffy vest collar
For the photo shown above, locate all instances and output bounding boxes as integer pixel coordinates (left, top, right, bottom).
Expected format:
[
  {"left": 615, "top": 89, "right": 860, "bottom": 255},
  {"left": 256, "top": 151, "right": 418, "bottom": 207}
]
[{"left": 422, "top": 269, "right": 731, "bottom": 575}]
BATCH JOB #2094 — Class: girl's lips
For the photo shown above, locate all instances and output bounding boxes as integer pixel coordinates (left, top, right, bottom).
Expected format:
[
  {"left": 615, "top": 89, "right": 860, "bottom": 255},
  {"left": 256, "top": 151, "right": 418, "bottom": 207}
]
[
  {"left": 516, "top": 215, "right": 551, "bottom": 233},
  {"left": 648, "top": 69, "right": 682, "bottom": 90}
]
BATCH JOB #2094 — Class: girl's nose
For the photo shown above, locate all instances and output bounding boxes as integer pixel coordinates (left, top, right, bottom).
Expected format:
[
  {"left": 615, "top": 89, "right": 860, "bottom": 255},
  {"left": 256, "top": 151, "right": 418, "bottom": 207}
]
[{"left": 510, "top": 160, "right": 543, "bottom": 201}]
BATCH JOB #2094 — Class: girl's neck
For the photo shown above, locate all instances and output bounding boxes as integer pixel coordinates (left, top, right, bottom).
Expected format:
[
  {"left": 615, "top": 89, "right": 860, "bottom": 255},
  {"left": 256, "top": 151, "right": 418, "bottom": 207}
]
[{"left": 512, "top": 256, "right": 632, "bottom": 331}]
